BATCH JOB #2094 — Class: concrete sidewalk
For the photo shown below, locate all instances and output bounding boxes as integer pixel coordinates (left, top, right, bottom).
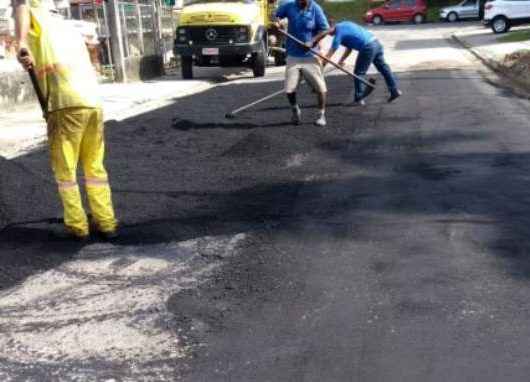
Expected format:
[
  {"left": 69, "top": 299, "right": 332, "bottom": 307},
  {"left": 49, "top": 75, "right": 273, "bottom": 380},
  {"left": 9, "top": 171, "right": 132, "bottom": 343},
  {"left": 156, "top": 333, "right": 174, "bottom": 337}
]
[
  {"left": 0, "top": 75, "right": 211, "bottom": 159},
  {"left": 453, "top": 25, "right": 530, "bottom": 89}
]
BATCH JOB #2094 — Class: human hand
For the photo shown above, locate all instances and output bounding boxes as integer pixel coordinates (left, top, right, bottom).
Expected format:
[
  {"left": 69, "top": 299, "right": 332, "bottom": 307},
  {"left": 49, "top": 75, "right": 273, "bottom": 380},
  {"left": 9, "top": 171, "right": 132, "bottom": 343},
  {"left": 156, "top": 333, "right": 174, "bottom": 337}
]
[
  {"left": 302, "top": 42, "right": 313, "bottom": 51},
  {"left": 17, "top": 47, "right": 34, "bottom": 71}
]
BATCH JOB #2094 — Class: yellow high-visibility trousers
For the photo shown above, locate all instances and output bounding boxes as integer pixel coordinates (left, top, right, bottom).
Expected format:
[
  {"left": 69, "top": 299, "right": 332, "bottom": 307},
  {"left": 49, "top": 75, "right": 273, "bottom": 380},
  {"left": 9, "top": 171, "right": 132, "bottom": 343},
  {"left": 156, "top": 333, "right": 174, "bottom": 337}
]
[{"left": 47, "top": 107, "right": 117, "bottom": 237}]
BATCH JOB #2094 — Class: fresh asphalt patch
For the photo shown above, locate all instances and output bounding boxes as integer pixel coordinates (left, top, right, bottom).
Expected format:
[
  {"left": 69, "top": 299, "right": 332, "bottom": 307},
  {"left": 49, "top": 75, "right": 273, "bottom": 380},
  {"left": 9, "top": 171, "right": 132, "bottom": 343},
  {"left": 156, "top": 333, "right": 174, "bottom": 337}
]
[{"left": 2, "top": 69, "right": 530, "bottom": 380}]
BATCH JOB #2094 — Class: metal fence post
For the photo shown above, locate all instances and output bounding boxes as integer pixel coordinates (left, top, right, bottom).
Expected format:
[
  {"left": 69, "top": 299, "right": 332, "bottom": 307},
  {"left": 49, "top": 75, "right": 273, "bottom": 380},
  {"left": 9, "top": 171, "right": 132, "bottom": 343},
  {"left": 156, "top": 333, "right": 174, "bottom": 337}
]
[
  {"left": 154, "top": 0, "right": 162, "bottom": 58},
  {"left": 136, "top": 0, "right": 145, "bottom": 54},
  {"left": 107, "top": 0, "right": 127, "bottom": 82}
]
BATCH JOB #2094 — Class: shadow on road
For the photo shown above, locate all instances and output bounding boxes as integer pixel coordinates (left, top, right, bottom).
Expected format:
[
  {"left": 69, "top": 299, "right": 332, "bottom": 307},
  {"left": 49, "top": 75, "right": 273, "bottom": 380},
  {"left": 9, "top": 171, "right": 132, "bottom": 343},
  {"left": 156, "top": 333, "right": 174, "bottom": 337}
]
[{"left": 1, "top": 69, "right": 530, "bottom": 295}]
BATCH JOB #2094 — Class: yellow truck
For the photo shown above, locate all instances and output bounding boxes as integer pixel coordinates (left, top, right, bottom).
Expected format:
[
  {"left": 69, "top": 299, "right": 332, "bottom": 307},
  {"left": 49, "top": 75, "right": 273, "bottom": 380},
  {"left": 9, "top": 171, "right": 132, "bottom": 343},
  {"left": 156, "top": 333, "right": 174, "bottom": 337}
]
[{"left": 174, "top": 0, "right": 286, "bottom": 79}]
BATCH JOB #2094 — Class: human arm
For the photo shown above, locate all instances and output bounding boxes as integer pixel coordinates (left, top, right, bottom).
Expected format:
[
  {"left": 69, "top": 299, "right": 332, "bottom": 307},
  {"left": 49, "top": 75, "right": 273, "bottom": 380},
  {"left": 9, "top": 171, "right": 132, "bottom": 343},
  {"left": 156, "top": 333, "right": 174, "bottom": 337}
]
[
  {"left": 302, "top": 6, "right": 329, "bottom": 51},
  {"left": 273, "top": 2, "right": 289, "bottom": 25},
  {"left": 272, "top": 3, "right": 288, "bottom": 30},
  {"left": 310, "top": 27, "right": 334, "bottom": 49},
  {"left": 314, "top": 4, "right": 329, "bottom": 35},
  {"left": 320, "top": 28, "right": 342, "bottom": 67},
  {"left": 338, "top": 48, "right": 352, "bottom": 66},
  {"left": 12, "top": 0, "right": 33, "bottom": 70}
]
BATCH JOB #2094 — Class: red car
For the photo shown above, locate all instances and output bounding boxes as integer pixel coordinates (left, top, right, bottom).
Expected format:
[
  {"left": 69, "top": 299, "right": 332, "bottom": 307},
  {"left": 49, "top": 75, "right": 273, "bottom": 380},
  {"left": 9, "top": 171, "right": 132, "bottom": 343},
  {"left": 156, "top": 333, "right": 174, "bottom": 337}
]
[{"left": 364, "top": 0, "right": 428, "bottom": 25}]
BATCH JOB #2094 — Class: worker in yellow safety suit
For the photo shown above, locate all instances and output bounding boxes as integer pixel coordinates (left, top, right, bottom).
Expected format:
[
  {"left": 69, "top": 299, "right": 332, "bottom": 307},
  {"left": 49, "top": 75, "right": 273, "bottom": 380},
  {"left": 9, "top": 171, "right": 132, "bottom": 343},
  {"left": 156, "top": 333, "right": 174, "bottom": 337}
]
[{"left": 13, "top": 0, "right": 118, "bottom": 240}]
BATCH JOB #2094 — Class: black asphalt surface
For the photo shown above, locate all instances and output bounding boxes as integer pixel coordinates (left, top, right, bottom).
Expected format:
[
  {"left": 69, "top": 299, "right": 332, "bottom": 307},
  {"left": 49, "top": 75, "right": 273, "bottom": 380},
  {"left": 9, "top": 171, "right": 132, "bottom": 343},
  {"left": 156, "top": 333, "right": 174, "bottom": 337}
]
[{"left": 2, "top": 63, "right": 530, "bottom": 380}]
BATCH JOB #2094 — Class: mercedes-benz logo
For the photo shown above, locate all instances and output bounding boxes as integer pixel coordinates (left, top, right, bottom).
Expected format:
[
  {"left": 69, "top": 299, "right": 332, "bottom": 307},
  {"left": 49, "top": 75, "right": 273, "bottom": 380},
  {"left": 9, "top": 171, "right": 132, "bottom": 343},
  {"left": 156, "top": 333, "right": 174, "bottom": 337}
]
[{"left": 205, "top": 28, "right": 217, "bottom": 41}]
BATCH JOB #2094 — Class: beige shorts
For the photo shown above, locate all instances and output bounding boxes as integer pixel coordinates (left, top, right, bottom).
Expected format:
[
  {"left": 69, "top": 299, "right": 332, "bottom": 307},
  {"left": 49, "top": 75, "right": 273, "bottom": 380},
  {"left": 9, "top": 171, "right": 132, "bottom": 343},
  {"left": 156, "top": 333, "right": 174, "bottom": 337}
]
[{"left": 285, "top": 56, "right": 327, "bottom": 94}]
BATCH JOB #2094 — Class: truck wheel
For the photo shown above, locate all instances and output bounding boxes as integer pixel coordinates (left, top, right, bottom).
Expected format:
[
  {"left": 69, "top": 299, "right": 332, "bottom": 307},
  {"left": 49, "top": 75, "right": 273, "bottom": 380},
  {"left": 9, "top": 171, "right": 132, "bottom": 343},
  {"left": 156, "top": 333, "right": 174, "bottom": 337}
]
[
  {"left": 181, "top": 56, "right": 193, "bottom": 79},
  {"left": 252, "top": 43, "right": 266, "bottom": 77}
]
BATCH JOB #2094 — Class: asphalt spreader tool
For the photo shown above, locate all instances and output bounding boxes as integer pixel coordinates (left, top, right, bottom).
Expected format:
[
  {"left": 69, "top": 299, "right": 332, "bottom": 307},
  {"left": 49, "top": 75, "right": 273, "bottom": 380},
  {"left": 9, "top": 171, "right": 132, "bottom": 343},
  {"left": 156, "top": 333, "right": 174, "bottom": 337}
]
[{"left": 20, "top": 48, "right": 48, "bottom": 120}]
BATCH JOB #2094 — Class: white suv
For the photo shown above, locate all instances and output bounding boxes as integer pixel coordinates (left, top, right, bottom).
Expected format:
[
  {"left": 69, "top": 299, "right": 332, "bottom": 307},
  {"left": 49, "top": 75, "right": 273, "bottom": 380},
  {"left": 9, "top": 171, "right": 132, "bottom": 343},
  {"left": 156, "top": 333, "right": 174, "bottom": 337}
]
[{"left": 483, "top": 0, "right": 530, "bottom": 33}]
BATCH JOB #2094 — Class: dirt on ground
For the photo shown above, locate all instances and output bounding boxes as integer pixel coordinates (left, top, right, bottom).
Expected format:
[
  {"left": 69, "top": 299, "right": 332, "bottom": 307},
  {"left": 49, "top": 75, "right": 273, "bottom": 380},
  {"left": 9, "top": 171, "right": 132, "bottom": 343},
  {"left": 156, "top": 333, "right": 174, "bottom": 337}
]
[{"left": 502, "top": 49, "right": 530, "bottom": 88}]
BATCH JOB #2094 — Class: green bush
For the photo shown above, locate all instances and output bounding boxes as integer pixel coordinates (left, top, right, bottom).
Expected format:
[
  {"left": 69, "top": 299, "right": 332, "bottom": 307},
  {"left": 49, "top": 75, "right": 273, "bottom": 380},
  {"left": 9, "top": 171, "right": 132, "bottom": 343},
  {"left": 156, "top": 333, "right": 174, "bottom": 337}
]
[
  {"left": 497, "top": 30, "right": 530, "bottom": 43},
  {"left": 320, "top": 0, "right": 372, "bottom": 23}
]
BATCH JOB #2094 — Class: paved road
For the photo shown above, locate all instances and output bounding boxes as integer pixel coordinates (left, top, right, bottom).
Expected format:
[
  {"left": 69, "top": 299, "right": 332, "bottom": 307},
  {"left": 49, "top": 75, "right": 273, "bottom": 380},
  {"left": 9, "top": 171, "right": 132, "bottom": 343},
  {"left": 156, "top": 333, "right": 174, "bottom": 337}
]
[{"left": 2, "top": 23, "right": 530, "bottom": 381}]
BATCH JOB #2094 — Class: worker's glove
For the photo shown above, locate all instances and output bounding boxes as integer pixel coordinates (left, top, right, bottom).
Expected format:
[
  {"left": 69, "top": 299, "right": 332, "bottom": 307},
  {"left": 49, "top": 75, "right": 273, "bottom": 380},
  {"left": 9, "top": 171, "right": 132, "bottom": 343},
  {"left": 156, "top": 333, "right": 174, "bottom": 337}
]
[
  {"left": 17, "top": 47, "right": 34, "bottom": 71},
  {"left": 301, "top": 42, "right": 312, "bottom": 52},
  {"left": 271, "top": 21, "right": 281, "bottom": 31}
]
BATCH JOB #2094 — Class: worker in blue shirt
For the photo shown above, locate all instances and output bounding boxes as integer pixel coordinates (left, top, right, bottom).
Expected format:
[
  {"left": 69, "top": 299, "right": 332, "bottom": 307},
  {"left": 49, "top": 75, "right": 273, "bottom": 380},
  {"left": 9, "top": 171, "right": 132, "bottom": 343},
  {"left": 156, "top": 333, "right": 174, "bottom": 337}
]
[
  {"left": 274, "top": 0, "right": 329, "bottom": 127},
  {"left": 313, "top": 19, "right": 402, "bottom": 105}
]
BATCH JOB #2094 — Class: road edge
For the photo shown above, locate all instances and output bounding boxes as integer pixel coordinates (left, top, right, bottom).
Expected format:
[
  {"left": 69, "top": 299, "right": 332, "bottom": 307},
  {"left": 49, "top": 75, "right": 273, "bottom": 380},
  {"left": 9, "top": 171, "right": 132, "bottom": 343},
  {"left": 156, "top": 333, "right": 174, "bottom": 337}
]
[{"left": 451, "top": 33, "right": 530, "bottom": 98}]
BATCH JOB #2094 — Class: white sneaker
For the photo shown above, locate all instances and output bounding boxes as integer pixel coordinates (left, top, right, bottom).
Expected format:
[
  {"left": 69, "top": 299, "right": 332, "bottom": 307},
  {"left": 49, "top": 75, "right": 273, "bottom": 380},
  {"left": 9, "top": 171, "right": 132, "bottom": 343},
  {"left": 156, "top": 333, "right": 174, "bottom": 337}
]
[
  {"left": 314, "top": 113, "right": 326, "bottom": 127},
  {"left": 291, "top": 106, "right": 302, "bottom": 125}
]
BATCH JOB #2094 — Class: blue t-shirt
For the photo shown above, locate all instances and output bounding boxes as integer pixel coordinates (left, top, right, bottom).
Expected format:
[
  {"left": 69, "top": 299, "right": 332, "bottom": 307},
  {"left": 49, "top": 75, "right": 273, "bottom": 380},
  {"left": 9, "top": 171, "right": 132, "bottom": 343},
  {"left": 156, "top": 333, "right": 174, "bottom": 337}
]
[
  {"left": 275, "top": 0, "right": 329, "bottom": 58},
  {"left": 331, "top": 21, "right": 374, "bottom": 52}
]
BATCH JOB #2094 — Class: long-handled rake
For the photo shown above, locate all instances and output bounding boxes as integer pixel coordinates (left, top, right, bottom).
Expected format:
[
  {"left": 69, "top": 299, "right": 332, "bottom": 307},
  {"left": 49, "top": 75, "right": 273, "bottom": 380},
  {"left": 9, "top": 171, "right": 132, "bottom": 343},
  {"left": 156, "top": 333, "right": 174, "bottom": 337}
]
[
  {"left": 225, "top": 65, "right": 337, "bottom": 119},
  {"left": 225, "top": 87, "right": 285, "bottom": 119},
  {"left": 20, "top": 49, "right": 47, "bottom": 120},
  {"left": 226, "top": 31, "right": 377, "bottom": 119},
  {"left": 277, "top": 29, "right": 377, "bottom": 88}
]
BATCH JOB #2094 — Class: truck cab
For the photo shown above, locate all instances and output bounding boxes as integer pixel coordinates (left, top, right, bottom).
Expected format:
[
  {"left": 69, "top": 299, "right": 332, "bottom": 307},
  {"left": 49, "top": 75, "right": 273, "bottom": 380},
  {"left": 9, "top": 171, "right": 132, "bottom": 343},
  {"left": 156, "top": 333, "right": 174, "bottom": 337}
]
[{"left": 174, "top": 0, "right": 285, "bottom": 79}]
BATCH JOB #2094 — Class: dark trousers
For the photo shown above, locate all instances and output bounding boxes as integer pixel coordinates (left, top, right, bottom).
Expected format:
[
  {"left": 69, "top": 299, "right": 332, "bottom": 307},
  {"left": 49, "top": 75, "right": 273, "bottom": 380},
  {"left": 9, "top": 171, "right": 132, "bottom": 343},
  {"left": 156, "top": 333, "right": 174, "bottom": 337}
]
[{"left": 354, "top": 40, "right": 397, "bottom": 101}]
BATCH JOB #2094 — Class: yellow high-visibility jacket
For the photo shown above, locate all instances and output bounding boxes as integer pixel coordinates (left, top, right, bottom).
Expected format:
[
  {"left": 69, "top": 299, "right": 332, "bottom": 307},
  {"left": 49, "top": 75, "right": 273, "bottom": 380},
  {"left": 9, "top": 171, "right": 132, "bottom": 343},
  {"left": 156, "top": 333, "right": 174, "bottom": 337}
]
[{"left": 27, "top": 0, "right": 101, "bottom": 113}]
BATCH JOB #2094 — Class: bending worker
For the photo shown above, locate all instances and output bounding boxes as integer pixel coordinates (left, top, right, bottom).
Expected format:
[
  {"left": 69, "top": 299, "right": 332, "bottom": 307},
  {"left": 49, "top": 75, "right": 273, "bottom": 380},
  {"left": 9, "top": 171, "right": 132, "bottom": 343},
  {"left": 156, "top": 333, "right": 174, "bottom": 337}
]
[
  {"left": 13, "top": 0, "right": 118, "bottom": 240},
  {"left": 274, "top": 0, "right": 329, "bottom": 127},
  {"left": 313, "top": 19, "right": 402, "bottom": 105}
]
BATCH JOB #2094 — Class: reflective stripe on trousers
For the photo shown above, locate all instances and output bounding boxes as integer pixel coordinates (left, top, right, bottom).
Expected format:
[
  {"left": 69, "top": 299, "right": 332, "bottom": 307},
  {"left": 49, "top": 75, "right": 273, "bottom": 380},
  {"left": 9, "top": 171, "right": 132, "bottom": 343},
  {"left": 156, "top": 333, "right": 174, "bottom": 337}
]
[{"left": 47, "top": 107, "right": 117, "bottom": 236}]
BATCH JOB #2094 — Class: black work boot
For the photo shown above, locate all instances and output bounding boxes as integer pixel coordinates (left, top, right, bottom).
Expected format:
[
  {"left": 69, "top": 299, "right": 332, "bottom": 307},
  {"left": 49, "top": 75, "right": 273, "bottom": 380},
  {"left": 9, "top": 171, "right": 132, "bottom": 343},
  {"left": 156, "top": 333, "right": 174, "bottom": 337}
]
[
  {"left": 48, "top": 227, "right": 89, "bottom": 243},
  {"left": 97, "top": 228, "right": 120, "bottom": 242},
  {"left": 388, "top": 89, "right": 403, "bottom": 103},
  {"left": 360, "top": 78, "right": 377, "bottom": 101}
]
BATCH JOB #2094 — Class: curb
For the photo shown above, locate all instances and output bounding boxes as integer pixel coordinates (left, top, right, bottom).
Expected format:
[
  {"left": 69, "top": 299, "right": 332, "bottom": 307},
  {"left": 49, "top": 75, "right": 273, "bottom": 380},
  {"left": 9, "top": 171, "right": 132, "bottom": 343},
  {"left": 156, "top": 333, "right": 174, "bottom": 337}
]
[
  {"left": 451, "top": 34, "right": 502, "bottom": 71},
  {"left": 452, "top": 33, "right": 530, "bottom": 94}
]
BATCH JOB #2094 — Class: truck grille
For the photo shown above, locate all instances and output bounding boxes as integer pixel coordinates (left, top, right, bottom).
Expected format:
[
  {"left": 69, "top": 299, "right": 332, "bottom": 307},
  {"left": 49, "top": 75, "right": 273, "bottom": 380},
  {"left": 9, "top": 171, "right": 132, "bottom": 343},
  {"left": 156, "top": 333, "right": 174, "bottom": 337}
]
[
  {"left": 189, "top": 15, "right": 232, "bottom": 23},
  {"left": 184, "top": 26, "right": 249, "bottom": 45}
]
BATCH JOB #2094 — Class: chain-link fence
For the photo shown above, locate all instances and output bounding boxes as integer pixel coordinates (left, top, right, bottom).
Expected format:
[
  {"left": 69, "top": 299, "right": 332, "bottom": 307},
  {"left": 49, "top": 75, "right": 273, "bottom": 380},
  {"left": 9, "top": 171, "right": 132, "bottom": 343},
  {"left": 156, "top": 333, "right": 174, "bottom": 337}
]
[
  {"left": 117, "top": 0, "right": 155, "bottom": 57},
  {"left": 160, "top": 3, "right": 176, "bottom": 66},
  {"left": 71, "top": 0, "right": 177, "bottom": 80}
]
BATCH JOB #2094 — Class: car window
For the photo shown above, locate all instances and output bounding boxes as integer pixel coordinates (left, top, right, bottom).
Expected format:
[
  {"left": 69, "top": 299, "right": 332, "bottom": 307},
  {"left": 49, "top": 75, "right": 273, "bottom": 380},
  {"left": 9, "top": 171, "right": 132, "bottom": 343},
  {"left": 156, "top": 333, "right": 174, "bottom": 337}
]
[
  {"left": 461, "top": 0, "right": 476, "bottom": 6},
  {"left": 387, "top": 0, "right": 400, "bottom": 8},
  {"left": 403, "top": 0, "right": 416, "bottom": 6}
]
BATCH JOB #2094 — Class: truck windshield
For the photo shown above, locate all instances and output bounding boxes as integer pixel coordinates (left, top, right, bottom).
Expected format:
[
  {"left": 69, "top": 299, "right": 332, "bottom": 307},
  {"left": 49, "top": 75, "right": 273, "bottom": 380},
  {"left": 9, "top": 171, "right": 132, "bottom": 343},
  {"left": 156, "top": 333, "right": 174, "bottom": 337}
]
[{"left": 187, "top": 0, "right": 255, "bottom": 4}]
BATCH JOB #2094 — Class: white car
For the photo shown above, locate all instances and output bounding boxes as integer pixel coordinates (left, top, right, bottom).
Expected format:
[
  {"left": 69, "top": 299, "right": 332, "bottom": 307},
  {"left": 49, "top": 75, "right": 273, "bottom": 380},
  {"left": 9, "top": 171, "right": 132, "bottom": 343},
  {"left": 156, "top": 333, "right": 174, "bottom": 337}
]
[
  {"left": 483, "top": 0, "right": 530, "bottom": 33},
  {"left": 440, "top": 0, "right": 481, "bottom": 22}
]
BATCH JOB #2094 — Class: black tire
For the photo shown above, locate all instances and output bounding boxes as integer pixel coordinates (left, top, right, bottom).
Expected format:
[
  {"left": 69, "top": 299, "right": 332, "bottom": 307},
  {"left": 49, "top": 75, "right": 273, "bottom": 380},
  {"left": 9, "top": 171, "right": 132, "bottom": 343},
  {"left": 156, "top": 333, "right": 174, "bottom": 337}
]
[
  {"left": 447, "top": 12, "right": 458, "bottom": 22},
  {"left": 413, "top": 13, "right": 425, "bottom": 24},
  {"left": 181, "top": 56, "right": 193, "bottom": 79},
  {"left": 252, "top": 42, "right": 266, "bottom": 77},
  {"left": 372, "top": 15, "right": 383, "bottom": 25},
  {"left": 491, "top": 16, "right": 510, "bottom": 33}
]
